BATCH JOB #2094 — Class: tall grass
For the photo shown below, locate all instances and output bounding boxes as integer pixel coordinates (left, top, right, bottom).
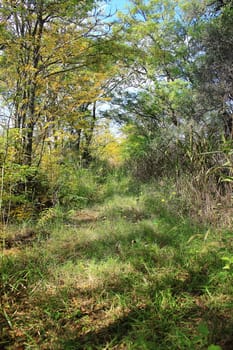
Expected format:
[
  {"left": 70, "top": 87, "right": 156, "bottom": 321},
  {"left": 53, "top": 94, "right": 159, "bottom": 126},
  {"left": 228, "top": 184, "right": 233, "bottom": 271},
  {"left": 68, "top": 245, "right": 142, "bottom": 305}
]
[{"left": 1, "top": 179, "right": 233, "bottom": 349}]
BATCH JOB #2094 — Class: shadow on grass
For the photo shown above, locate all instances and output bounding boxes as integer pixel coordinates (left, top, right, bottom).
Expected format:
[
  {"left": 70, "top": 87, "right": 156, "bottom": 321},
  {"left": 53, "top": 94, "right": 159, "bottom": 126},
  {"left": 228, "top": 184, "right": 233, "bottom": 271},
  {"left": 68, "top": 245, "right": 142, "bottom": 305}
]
[
  {"left": 2, "top": 203, "right": 232, "bottom": 350},
  {"left": 52, "top": 217, "right": 199, "bottom": 267},
  {"left": 59, "top": 309, "right": 138, "bottom": 350},
  {"left": 60, "top": 309, "right": 160, "bottom": 350},
  {"left": 2, "top": 254, "right": 233, "bottom": 350},
  {"left": 58, "top": 300, "right": 233, "bottom": 350},
  {"left": 206, "top": 309, "right": 233, "bottom": 350}
]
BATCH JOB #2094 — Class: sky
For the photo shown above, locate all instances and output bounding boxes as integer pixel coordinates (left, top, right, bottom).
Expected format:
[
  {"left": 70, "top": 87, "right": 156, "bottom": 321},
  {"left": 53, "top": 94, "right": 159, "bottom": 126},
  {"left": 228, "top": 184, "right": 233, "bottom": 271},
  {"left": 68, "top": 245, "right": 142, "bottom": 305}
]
[{"left": 106, "top": 0, "right": 129, "bottom": 13}]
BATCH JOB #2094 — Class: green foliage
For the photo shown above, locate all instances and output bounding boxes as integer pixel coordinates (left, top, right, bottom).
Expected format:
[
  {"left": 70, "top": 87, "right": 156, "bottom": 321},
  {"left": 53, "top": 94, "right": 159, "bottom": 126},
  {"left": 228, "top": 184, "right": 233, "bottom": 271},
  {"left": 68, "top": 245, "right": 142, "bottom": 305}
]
[
  {"left": 222, "top": 256, "right": 233, "bottom": 271},
  {"left": 37, "top": 206, "right": 65, "bottom": 229},
  {"left": 53, "top": 164, "right": 102, "bottom": 208},
  {"left": 121, "top": 124, "right": 151, "bottom": 163},
  {"left": 0, "top": 164, "right": 51, "bottom": 222},
  {"left": 100, "top": 171, "right": 135, "bottom": 199},
  {"left": 208, "top": 346, "right": 222, "bottom": 350}
]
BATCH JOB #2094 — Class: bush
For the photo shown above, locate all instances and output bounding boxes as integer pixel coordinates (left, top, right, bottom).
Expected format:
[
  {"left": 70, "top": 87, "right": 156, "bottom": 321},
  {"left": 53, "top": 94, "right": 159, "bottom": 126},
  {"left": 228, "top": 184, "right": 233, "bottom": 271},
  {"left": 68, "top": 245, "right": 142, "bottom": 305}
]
[
  {"left": 52, "top": 164, "right": 102, "bottom": 208},
  {"left": 0, "top": 164, "right": 52, "bottom": 222}
]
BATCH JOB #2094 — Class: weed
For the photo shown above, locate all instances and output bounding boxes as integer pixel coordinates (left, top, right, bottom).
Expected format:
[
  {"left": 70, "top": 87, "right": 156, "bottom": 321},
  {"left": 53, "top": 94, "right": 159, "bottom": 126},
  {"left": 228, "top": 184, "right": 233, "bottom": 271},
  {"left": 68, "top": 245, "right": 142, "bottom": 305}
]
[{"left": 1, "top": 186, "right": 232, "bottom": 349}]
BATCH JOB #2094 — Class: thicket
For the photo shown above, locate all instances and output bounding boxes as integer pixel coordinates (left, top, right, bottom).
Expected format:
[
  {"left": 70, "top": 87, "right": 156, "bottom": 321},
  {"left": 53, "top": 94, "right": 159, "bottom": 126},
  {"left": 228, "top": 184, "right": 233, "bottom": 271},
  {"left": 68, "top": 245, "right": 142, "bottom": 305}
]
[
  {"left": 0, "top": 0, "right": 232, "bottom": 229},
  {"left": 106, "top": 0, "right": 233, "bottom": 228}
]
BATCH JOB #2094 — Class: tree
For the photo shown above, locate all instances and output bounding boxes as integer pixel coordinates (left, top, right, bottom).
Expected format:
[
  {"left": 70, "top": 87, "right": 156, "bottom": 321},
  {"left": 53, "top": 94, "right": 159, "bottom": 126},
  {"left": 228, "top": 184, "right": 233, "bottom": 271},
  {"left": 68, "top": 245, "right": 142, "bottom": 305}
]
[
  {"left": 106, "top": 0, "right": 230, "bottom": 182},
  {"left": 0, "top": 0, "right": 126, "bottom": 219},
  {"left": 111, "top": 0, "right": 199, "bottom": 127},
  {"left": 185, "top": 0, "right": 233, "bottom": 138},
  {"left": 0, "top": 0, "right": 112, "bottom": 166}
]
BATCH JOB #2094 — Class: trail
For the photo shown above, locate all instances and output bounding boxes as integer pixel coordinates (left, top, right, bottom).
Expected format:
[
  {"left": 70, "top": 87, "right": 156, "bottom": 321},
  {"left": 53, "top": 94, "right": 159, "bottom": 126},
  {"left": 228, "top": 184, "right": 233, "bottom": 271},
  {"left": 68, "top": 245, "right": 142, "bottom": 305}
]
[{"left": 1, "top": 194, "right": 233, "bottom": 349}]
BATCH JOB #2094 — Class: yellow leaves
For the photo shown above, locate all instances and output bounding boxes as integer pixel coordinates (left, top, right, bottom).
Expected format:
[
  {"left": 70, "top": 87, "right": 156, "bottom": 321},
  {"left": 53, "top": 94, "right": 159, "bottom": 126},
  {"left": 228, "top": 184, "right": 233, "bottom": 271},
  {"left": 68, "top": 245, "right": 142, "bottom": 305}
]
[
  {"left": 103, "top": 141, "right": 123, "bottom": 166},
  {"left": 0, "top": 1, "right": 120, "bottom": 168},
  {"left": 91, "top": 126, "right": 123, "bottom": 166},
  {"left": 11, "top": 204, "right": 34, "bottom": 221},
  {"left": 23, "top": 64, "right": 38, "bottom": 73},
  {"left": 40, "top": 26, "right": 89, "bottom": 66},
  {"left": 49, "top": 80, "right": 61, "bottom": 91}
]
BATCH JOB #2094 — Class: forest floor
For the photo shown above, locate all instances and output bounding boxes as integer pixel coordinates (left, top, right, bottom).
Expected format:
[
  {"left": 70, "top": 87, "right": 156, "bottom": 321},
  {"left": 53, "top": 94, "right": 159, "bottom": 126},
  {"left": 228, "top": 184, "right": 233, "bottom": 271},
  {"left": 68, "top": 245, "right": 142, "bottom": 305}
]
[{"left": 1, "top": 189, "right": 233, "bottom": 349}]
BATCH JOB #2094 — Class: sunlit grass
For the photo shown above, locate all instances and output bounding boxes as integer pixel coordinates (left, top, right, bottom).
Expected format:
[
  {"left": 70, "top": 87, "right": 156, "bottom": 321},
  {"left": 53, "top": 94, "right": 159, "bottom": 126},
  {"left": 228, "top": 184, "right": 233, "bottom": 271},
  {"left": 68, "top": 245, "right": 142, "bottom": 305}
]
[{"left": 1, "top": 184, "right": 233, "bottom": 349}]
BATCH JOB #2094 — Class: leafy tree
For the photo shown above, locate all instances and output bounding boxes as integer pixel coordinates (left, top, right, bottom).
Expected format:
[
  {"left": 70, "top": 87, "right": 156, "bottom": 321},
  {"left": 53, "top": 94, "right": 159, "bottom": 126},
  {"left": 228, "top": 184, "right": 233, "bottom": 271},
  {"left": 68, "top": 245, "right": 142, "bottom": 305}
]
[
  {"left": 184, "top": 0, "right": 233, "bottom": 138},
  {"left": 0, "top": 0, "right": 124, "bottom": 219},
  {"left": 108, "top": 0, "right": 232, "bottom": 184},
  {"left": 0, "top": 0, "right": 113, "bottom": 166}
]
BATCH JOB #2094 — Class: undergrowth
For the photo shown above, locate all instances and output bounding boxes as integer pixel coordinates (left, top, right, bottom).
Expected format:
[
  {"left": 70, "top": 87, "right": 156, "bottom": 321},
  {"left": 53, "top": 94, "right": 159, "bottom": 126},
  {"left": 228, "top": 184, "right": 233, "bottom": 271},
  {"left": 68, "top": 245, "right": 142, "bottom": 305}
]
[{"left": 0, "top": 179, "right": 233, "bottom": 349}]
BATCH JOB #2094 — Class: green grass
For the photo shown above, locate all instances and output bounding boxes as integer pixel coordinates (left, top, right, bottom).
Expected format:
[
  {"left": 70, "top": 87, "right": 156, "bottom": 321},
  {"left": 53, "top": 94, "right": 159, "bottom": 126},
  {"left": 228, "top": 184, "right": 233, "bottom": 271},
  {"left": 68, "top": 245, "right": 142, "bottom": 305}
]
[{"left": 1, "top": 185, "right": 233, "bottom": 349}]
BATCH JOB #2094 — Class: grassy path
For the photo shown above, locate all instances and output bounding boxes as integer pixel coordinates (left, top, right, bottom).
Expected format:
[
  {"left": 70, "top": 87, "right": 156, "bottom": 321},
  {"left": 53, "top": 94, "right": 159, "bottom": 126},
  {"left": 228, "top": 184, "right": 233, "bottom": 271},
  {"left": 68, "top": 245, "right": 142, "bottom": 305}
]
[{"left": 1, "top": 193, "right": 233, "bottom": 349}]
